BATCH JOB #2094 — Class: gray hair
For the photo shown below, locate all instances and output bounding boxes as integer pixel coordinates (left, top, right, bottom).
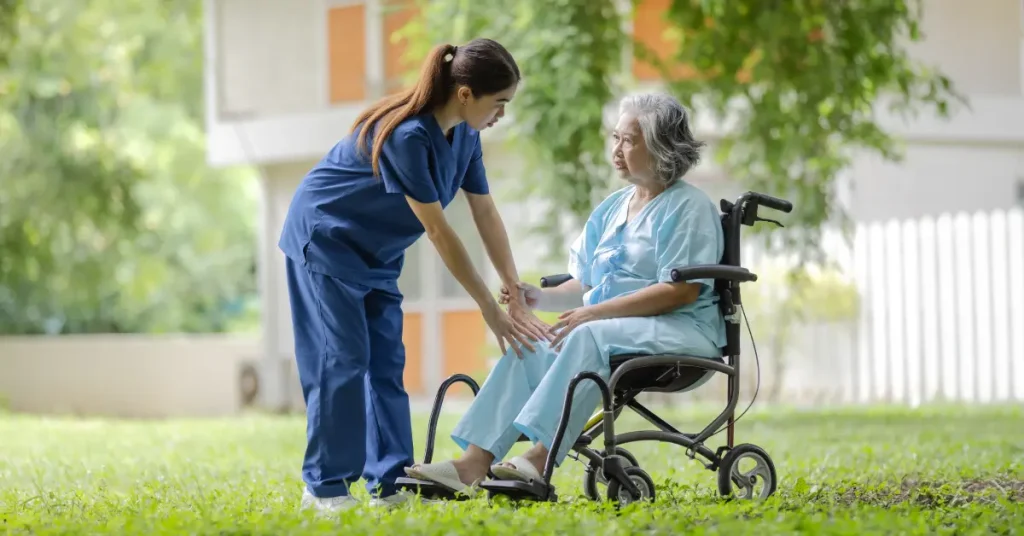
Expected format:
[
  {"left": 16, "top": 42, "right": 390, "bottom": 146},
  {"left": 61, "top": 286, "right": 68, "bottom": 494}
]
[{"left": 618, "top": 93, "right": 706, "bottom": 185}]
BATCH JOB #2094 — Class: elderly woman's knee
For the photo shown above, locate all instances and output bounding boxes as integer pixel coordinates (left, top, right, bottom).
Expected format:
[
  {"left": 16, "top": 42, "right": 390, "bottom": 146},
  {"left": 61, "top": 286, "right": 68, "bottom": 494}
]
[
  {"left": 556, "top": 319, "right": 618, "bottom": 359},
  {"left": 559, "top": 321, "right": 597, "bottom": 347}
]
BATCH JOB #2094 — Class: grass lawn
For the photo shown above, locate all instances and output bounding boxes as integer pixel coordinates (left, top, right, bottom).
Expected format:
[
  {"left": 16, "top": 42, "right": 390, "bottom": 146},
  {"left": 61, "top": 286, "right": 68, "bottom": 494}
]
[{"left": 1, "top": 404, "right": 1022, "bottom": 534}]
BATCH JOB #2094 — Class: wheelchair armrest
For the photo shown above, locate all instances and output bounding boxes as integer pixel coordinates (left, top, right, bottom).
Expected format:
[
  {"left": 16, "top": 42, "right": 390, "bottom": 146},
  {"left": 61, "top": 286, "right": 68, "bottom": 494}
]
[
  {"left": 539, "top": 273, "right": 574, "bottom": 288},
  {"left": 670, "top": 264, "right": 757, "bottom": 283}
]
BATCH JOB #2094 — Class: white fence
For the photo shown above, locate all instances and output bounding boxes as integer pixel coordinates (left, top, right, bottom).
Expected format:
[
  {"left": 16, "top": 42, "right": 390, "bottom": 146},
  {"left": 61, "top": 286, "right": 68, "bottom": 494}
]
[
  {"left": 851, "top": 208, "right": 1024, "bottom": 405},
  {"left": 703, "top": 207, "right": 1024, "bottom": 407}
]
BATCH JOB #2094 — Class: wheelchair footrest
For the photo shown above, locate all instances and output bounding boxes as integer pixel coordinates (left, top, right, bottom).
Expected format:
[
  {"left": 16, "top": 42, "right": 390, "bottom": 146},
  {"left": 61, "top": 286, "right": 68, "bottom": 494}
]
[
  {"left": 395, "top": 477, "right": 474, "bottom": 501},
  {"left": 479, "top": 479, "right": 556, "bottom": 502}
]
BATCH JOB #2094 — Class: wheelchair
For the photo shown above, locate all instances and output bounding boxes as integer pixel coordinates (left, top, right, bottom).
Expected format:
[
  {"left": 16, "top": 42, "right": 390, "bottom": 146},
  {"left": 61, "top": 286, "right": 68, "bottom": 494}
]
[{"left": 396, "top": 190, "right": 792, "bottom": 507}]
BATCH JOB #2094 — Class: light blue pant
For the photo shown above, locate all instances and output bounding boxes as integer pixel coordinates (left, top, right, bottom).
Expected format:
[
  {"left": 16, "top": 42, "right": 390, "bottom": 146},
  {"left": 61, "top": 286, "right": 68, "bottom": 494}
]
[
  {"left": 450, "top": 320, "right": 611, "bottom": 467},
  {"left": 449, "top": 315, "right": 721, "bottom": 468}
]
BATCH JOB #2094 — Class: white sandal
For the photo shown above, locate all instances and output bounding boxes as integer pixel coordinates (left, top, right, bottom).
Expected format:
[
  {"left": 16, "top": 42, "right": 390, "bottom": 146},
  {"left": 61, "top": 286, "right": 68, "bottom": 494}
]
[
  {"left": 403, "top": 462, "right": 480, "bottom": 495},
  {"left": 490, "top": 455, "right": 543, "bottom": 483}
]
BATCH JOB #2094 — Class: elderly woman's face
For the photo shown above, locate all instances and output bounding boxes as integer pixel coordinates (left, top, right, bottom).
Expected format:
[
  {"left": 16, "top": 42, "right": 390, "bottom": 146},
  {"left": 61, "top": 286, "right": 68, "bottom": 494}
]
[{"left": 610, "top": 112, "right": 652, "bottom": 182}]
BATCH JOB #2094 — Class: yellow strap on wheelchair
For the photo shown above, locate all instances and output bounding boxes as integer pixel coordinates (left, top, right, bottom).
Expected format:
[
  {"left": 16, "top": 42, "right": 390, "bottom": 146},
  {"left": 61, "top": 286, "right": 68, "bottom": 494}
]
[{"left": 583, "top": 410, "right": 604, "bottom": 430}]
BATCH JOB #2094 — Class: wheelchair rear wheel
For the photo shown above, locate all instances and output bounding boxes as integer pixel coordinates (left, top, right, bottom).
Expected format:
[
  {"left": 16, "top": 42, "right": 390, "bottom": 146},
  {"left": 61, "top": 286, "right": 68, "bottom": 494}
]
[{"left": 716, "top": 443, "right": 777, "bottom": 500}]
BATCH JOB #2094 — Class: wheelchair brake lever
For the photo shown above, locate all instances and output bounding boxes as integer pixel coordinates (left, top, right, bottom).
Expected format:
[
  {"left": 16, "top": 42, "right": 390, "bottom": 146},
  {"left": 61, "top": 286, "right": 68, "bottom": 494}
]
[{"left": 755, "top": 217, "right": 784, "bottom": 228}]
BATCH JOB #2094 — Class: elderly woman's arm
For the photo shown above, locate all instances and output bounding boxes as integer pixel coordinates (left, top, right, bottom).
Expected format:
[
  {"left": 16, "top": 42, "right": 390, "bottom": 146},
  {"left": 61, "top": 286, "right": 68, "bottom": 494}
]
[
  {"left": 533, "top": 279, "right": 587, "bottom": 313},
  {"left": 588, "top": 281, "right": 700, "bottom": 319},
  {"left": 547, "top": 281, "right": 702, "bottom": 349}
]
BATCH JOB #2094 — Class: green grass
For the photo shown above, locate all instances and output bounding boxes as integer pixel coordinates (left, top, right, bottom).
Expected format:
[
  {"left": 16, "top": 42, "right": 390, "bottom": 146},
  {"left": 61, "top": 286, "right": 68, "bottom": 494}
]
[{"left": 2, "top": 404, "right": 1023, "bottom": 534}]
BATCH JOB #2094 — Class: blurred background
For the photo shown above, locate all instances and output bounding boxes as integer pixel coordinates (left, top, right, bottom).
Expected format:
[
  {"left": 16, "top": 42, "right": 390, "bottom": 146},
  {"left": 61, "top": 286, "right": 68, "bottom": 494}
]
[{"left": 1, "top": 0, "right": 1022, "bottom": 419}]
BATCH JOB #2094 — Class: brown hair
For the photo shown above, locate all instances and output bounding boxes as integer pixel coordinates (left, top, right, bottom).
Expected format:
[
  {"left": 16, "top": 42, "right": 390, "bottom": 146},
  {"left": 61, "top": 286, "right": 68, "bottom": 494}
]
[{"left": 351, "top": 38, "right": 520, "bottom": 176}]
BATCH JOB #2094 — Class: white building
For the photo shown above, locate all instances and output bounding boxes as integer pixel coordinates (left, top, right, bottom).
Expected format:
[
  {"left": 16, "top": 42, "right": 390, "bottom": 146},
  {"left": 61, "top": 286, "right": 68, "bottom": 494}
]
[{"left": 202, "top": 0, "right": 1024, "bottom": 410}]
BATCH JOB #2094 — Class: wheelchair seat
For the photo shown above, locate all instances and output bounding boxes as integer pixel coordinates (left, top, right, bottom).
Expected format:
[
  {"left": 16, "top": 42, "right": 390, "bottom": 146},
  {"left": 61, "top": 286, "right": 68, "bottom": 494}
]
[{"left": 609, "top": 353, "right": 724, "bottom": 394}]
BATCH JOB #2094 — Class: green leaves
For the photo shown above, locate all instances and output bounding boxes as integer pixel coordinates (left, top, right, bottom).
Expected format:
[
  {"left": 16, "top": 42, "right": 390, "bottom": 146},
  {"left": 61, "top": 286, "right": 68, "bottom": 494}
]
[
  {"left": 0, "top": 0, "right": 257, "bottom": 334},
  {"left": 652, "top": 0, "right": 965, "bottom": 258},
  {"left": 0, "top": 0, "right": 21, "bottom": 71}
]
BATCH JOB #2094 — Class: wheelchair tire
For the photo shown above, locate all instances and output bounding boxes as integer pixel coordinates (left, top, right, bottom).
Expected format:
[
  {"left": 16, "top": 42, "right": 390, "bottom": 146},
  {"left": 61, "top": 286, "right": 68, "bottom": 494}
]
[
  {"left": 716, "top": 443, "right": 777, "bottom": 500},
  {"left": 606, "top": 466, "right": 655, "bottom": 507},
  {"left": 583, "top": 448, "right": 638, "bottom": 500}
]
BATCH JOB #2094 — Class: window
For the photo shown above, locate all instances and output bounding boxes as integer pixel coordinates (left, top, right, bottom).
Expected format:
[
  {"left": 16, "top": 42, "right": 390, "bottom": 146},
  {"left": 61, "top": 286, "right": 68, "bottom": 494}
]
[{"left": 440, "top": 193, "right": 487, "bottom": 298}]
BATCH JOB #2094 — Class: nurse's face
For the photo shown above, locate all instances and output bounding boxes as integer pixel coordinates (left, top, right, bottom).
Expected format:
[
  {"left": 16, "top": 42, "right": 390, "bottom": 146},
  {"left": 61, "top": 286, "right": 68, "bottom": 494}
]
[
  {"left": 459, "top": 84, "right": 517, "bottom": 131},
  {"left": 610, "top": 112, "right": 652, "bottom": 181}
]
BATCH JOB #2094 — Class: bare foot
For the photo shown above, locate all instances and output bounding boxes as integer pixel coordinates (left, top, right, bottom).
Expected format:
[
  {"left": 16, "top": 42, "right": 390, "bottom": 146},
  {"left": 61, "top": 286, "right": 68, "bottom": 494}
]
[{"left": 450, "top": 457, "right": 491, "bottom": 486}]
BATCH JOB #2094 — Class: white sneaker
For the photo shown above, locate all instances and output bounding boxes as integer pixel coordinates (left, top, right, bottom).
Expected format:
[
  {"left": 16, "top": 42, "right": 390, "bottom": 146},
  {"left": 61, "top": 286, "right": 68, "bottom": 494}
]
[
  {"left": 368, "top": 490, "right": 423, "bottom": 509},
  {"left": 300, "top": 488, "right": 360, "bottom": 514}
]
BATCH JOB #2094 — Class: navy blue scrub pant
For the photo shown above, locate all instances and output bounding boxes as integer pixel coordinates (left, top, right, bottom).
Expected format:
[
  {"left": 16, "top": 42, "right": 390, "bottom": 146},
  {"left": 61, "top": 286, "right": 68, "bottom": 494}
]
[{"left": 285, "top": 257, "right": 414, "bottom": 499}]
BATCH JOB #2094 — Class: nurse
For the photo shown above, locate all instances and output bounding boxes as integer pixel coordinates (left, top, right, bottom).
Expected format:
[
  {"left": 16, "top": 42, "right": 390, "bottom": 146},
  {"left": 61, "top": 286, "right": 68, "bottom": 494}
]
[
  {"left": 403, "top": 92, "right": 725, "bottom": 492},
  {"left": 278, "top": 38, "right": 549, "bottom": 512}
]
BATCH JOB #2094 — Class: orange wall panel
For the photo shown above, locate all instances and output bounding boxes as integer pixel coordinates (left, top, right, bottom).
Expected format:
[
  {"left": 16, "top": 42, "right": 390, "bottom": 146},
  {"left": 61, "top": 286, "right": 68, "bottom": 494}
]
[
  {"left": 402, "top": 312, "right": 423, "bottom": 395},
  {"left": 327, "top": 5, "right": 367, "bottom": 102},
  {"left": 383, "top": 1, "right": 419, "bottom": 94},
  {"left": 441, "top": 310, "right": 488, "bottom": 396}
]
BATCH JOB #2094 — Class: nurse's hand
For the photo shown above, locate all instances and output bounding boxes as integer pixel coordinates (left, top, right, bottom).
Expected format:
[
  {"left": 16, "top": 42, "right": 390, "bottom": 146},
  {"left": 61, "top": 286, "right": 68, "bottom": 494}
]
[
  {"left": 506, "top": 299, "right": 552, "bottom": 342},
  {"left": 483, "top": 302, "right": 535, "bottom": 359}
]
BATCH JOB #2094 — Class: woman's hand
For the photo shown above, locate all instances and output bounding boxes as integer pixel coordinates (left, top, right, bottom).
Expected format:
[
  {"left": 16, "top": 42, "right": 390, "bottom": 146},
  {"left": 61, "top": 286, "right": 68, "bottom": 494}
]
[
  {"left": 482, "top": 301, "right": 535, "bottom": 359},
  {"left": 498, "top": 281, "right": 543, "bottom": 309},
  {"left": 498, "top": 282, "right": 550, "bottom": 342},
  {"left": 548, "top": 306, "right": 605, "bottom": 351},
  {"left": 507, "top": 298, "right": 551, "bottom": 342}
]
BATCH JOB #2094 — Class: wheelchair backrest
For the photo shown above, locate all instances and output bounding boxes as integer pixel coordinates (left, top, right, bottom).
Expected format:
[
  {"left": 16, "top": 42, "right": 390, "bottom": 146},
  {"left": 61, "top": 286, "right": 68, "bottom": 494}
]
[{"left": 714, "top": 204, "right": 743, "bottom": 357}]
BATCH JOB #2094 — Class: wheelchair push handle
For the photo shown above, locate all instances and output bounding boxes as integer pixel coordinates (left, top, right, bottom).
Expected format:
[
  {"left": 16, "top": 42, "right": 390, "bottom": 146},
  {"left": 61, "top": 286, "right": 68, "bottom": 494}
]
[
  {"left": 749, "top": 192, "right": 793, "bottom": 214},
  {"left": 540, "top": 273, "right": 573, "bottom": 288}
]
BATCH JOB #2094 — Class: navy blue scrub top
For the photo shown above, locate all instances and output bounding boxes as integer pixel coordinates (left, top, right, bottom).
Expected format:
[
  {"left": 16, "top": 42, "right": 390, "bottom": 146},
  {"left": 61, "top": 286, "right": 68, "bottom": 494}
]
[{"left": 278, "top": 114, "right": 490, "bottom": 289}]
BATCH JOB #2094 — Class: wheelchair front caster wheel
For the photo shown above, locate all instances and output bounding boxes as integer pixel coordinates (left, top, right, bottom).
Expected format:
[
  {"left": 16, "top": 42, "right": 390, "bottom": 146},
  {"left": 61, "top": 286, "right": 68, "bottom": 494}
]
[
  {"left": 583, "top": 448, "right": 638, "bottom": 500},
  {"left": 606, "top": 466, "right": 655, "bottom": 507},
  {"left": 716, "top": 443, "right": 777, "bottom": 500}
]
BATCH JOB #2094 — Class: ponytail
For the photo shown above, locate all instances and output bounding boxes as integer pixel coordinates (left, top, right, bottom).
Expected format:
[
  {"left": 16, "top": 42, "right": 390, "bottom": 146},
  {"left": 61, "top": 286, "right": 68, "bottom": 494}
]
[{"left": 351, "top": 43, "right": 457, "bottom": 176}]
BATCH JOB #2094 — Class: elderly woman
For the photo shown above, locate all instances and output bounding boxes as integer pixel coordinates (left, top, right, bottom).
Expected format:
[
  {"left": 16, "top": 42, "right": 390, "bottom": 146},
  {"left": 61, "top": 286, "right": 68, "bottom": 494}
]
[{"left": 404, "top": 92, "right": 725, "bottom": 492}]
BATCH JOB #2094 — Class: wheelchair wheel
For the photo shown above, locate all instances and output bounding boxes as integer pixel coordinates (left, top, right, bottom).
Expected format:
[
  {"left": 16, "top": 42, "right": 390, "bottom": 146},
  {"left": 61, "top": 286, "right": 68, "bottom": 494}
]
[
  {"left": 716, "top": 443, "right": 777, "bottom": 500},
  {"left": 606, "top": 466, "right": 655, "bottom": 507},
  {"left": 582, "top": 448, "right": 638, "bottom": 500}
]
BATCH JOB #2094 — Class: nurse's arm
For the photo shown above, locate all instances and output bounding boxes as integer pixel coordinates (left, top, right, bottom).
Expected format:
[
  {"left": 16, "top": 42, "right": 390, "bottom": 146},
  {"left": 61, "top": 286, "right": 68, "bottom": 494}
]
[
  {"left": 404, "top": 196, "right": 497, "bottom": 310},
  {"left": 463, "top": 192, "right": 521, "bottom": 291},
  {"left": 588, "top": 281, "right": 701, "bottom": 319}
]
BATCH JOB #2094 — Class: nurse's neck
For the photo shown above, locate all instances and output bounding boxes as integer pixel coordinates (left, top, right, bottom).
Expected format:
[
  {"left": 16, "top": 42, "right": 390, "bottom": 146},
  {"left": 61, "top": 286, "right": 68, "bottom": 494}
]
[{"left": 433, "top": 100, "right": 465, "bottom": 136}]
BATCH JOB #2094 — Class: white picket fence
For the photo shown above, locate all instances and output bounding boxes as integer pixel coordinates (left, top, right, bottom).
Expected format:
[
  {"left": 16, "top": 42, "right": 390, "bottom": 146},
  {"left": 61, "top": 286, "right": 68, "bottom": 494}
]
[{"left": 718, "top": 207, "right": 1024, "bottom": 407}]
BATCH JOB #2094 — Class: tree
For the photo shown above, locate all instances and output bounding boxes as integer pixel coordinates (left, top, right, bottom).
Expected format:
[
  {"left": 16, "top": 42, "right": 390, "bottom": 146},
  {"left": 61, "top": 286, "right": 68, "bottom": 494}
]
[
  {"left": 0, "top": 0, "right": 20, "bottom": 68},
  {"left": 0, "top": 0, "right": 258, "bottom": 334},
  {"left": 396, "top": 0, "right": 964, "bottom": 259}
]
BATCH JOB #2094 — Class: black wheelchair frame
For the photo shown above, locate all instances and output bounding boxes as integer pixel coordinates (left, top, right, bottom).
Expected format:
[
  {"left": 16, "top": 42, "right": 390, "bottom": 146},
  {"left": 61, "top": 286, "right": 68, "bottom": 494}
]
[{"left": 396, "top": 190, "right": 793, "bottom": 506}]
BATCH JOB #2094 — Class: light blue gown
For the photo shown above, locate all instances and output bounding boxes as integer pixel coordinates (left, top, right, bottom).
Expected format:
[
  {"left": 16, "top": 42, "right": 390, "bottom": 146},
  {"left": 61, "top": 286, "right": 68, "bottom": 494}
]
[{"left": 450, "top": 179, "right": 727, "bottom": 467}]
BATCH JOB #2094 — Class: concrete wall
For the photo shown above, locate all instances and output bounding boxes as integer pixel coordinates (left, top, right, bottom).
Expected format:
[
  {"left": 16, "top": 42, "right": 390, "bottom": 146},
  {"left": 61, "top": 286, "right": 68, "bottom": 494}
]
[
  {"left": 0, "top": 335, "right": 259, "bottom": 418},
  {"left": 906, "top": 0, "right": 1021, "bottom": 97},
  {"left": 848, "top": 145, "right": 1024, "bottom": 223},
  {"left": 212, "top": 0, "right": 323, "bottom": 120}
]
